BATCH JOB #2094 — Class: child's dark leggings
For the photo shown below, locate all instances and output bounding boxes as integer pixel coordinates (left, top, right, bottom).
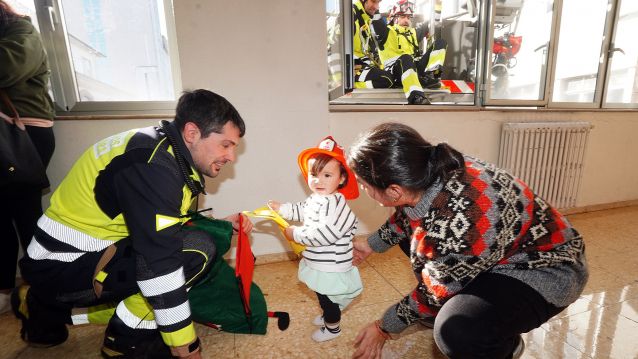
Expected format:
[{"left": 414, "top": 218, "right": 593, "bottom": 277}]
[{"left": 316, "top": 292, "right": 341, "bottom": 324}]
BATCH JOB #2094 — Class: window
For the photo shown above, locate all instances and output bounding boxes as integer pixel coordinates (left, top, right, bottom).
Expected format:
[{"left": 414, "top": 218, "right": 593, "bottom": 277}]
[
  {"left": 485, "top": 0, "right": 554, "bottom": 103},
  {"left": 329, "top": 0, "right": 479, "bottom": 105},
  {"left": 8, "top": 0, "right": 181, "bottom": 114},
  {"left": 327, "top": 0, "right": 346, "bottom": 98},
  {"left": 603, "top": 0, "right": 638, "bottom": 107},
  {"left": 330, "top": 0, "right": 638, "bottom": 109},
  {"left": 550, "top": 0, "right": 608, "bottom": 106}
]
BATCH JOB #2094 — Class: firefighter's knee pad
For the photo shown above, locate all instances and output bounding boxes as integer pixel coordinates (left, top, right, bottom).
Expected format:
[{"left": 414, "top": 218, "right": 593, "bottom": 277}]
[
  {"left": 180, "top": 229, "right": 216, "bottom": 260},
  {"left": 177, "top": 229, "right": 216, "bottom": 283}
]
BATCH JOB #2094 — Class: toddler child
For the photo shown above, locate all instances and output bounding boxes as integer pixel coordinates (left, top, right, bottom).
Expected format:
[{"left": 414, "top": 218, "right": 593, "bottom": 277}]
[{"left": 269, "top": 136, "right": 362, "bottom": 342}]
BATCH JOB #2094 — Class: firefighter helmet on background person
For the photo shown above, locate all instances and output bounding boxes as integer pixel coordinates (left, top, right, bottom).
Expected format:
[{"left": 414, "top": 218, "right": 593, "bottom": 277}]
[{"left": 389, "top": 0, "right": 415, "bottom": 19}]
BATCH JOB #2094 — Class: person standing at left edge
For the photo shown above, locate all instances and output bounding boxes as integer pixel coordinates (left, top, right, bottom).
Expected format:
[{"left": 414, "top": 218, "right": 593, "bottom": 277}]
[
  {"left": 12, "top": 89, "right": 252, "bottom": 359},
  {"left": 0, "top": 0, "right": 56, "bottom": 314}
]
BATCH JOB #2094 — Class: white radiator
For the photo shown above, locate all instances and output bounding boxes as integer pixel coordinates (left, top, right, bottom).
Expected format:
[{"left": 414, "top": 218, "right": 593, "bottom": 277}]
[{"left": 498, "top": 122, "right": 592, "bottom": 209}]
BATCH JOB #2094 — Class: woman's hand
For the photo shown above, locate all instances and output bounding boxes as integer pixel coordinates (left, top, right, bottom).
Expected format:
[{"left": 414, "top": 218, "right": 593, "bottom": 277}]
[
  {"left": 352, "top": 237, "right": 374, "bottom": 266},
  {"left": 352, "top": 322, "right": 387, "bottom": 359},
  {"left": 267, "top": 200, "right": 281, "bottom": 212},
  {"left": 224, "top": 213, "right": 253, "bottom": 233}
]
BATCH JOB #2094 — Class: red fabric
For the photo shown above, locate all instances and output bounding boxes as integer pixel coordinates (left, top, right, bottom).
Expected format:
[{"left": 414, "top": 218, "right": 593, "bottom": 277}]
[
  {"left": 492, "top": 35, "right": 522, "bottom": 56},
  {"left": 235, "top": 215, "right": 254, "bottom": 315},
  {"left": 441, "top": 80, "right": 476, "bottom": 94},
  {"left": 441, "top": 80, "right": 462, "bottom": 93}
]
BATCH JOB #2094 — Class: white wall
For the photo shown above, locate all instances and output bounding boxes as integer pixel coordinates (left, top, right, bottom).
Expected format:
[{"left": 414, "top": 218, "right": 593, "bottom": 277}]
[
  {"left": 45, "top": 2, "right": 638, "bottom": 257},
  {"left": 171, "top": 0, "right": 329, "bottom": 256}
]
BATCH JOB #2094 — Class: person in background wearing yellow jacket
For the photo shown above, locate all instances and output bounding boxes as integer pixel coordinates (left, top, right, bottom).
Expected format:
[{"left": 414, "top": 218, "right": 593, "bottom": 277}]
[
  {"left": 371, "top": 0, "right": 447, "bottom": 104},
  {"left": 352, "top": 0, "right": 395, "bottom": 91}
]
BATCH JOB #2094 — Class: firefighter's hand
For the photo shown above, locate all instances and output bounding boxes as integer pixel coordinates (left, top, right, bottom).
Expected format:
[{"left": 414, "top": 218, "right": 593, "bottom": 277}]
[
  {"left": 224, "top": 213, "right": 253, "bottom": 233},
  {"left": 178, "top": 350, "right": 201, "bottom": 359},
  {"left": 170, "top": 338, "right": 202, "bottom": 359}
]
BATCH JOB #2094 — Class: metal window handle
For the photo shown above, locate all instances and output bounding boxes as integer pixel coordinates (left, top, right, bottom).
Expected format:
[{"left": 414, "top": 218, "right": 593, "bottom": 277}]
[
  {"left": 609, "top": 47, "right": 625, "bottom": 56},
  {"left": 47, "top": 6, "right": 57, "bottom": 31}
]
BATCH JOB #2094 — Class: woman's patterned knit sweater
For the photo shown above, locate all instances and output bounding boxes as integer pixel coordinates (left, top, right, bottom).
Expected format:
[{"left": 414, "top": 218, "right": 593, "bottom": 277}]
[{"left": 369, "top": 157, "right": 588, "bottom": 333}]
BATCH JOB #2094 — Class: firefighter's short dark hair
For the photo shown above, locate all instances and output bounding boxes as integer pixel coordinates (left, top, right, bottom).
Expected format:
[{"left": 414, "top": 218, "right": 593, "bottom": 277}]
[{"left": 175, "top": 89, "right": 245, "bottom": 138}]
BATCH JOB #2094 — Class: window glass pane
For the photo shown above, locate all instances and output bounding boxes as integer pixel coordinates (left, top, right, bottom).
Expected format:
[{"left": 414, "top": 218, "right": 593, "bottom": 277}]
[
  {"left": 327, "top": 0, "right": 343, "bottom": 94},
  {"left": 6, "top": 0, "right": 39, "bottom": 32},
  {"left": 552, "top": 0, "right": 608, "bottom": 103},
  {"left": 336, "top": 0, "right": 478, "bottom": 105},
  {"left": 6, "top": 0, "right": 56, "bottom": 100},
  {"left": 489, "top": 0, "right": 553, "bottom": 100},
  {"left": 604, "top": 0, "right": 638, "bottom": 105},
  {"left": 60, "top": 0, "right": 175, "bottom": 101}
]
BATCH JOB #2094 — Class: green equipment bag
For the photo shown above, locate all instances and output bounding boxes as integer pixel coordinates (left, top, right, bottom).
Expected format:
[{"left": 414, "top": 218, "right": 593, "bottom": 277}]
[{"left": 184, "top": 214, "right": 268, "bottom": 334}]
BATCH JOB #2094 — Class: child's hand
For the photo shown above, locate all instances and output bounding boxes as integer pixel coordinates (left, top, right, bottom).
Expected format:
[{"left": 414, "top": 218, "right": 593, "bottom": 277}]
[
  {"left": 267, "top": 200, "right": 281, "bottom": 212},
  {"left": 284, "top": 226, "right": 295, "bottom": 242}
]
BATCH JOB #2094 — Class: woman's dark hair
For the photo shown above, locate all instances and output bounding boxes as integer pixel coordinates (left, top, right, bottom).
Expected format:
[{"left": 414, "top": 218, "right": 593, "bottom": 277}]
[
  {"left": 0, "top": 1, "right": 21, "bottom": 35},
  {"left": 347, "top": 122, "right": 465, "bottom": 192},
  {"left": 309, "top": 153, "right": 348, "bottom": 189},
  {"left": 174, "top": 89, "right": 245, "bottom": 138}
]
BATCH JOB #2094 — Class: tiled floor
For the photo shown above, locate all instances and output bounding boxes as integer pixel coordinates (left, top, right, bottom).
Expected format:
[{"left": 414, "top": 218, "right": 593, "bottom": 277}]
[{"left": 1, "top": 206, "right": 637, "bottom": 358}]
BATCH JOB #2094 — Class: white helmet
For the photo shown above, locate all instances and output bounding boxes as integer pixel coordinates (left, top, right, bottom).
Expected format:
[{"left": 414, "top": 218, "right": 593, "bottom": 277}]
[{"left": 389, "top": 0, "right": 415, "bottom": 19}]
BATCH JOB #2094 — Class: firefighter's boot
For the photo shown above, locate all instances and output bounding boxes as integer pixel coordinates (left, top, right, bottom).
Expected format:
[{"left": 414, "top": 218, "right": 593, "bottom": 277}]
[
  {"left": 11, "top": 285, "right": 69, "bottom": 347},
  {"left": 101, "top": 315, "right": 172, "bottom": 359}
]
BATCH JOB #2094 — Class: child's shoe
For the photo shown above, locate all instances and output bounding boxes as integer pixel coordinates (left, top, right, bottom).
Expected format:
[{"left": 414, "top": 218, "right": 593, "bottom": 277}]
[
  {"left": 312, "top": 315, "right": 324, "bottom": 326},
  {"left": 101, "top": 315, "right": 170, "bottom": 358},
  {"left": 311, "top": 325, "right": 341, "bottom": 342}
]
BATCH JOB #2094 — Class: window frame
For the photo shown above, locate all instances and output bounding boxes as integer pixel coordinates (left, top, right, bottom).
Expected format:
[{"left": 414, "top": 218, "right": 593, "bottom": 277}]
[
  {"left": 600, "top": 0, "right": 638, "bottom": 109},
  {"left": 481, "top": 0, "right": 559, "bottom": 107},
  {"left": 34, "top": 0, "right": 182, "bottom": 116},
  {"left": 330, "top": 0, "right": 638, "bottom": 110}
]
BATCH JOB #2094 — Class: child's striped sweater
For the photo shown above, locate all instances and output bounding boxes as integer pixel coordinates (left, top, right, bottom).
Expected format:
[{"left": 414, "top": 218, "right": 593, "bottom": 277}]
[{"left": 280, "top": 192, "right": 358, "bottom": 273}]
